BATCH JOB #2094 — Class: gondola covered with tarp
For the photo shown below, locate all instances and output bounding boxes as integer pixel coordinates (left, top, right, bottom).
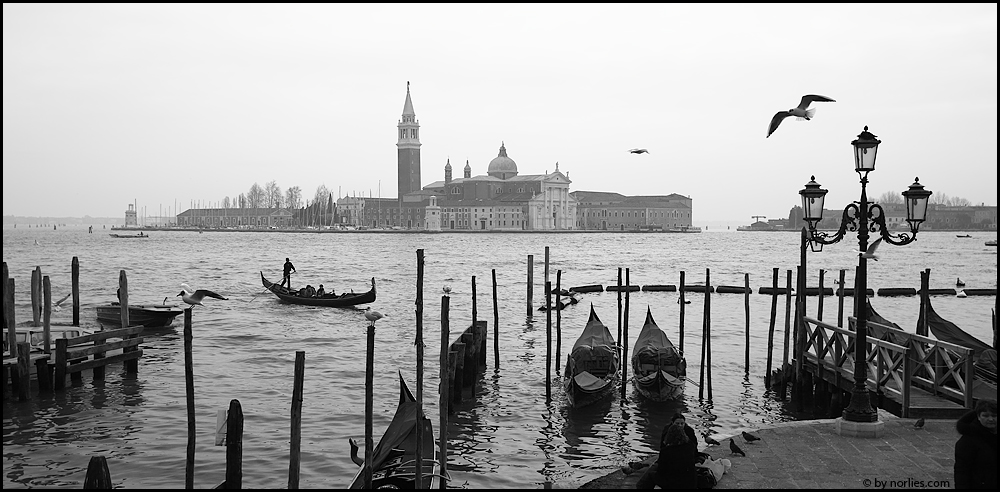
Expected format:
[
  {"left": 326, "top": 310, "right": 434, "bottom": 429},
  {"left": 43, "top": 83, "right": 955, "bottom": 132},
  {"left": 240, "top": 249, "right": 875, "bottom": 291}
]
[
  {"left": 564, "top": 304, "right": 620, "bottom": 408},
  {"left": 631, "top": 307, "right": 686, "bottom": 401}
]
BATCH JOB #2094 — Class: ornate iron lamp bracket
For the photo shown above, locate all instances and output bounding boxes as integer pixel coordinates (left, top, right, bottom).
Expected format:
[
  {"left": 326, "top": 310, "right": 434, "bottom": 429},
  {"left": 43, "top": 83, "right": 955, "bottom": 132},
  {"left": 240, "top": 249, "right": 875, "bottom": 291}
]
[
  {"left": 808, "top": 203, "right": 859, "bottom": 245},
  {"left": 866, "top": 203, "right": 917, "bottom": 246}
]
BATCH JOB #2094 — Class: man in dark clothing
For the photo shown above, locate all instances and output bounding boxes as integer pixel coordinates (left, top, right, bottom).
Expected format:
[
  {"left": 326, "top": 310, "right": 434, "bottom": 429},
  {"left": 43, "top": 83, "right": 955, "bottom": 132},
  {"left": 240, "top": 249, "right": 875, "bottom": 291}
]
[
  {"left": 281, "top": 258, "right": 296, "bottom": 289},
  {"left": 954, "top": 399, "right": 997, "bottom": 489},
  {"left": 636, "top": 413, "right": 702, "bottom": 489}
]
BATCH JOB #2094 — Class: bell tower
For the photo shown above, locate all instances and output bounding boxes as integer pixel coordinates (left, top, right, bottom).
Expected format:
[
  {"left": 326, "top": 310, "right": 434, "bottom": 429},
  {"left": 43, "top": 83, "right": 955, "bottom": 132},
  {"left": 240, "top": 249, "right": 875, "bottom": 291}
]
[{"left": 397, "top": 81, "right": 421, "bottom": 207}]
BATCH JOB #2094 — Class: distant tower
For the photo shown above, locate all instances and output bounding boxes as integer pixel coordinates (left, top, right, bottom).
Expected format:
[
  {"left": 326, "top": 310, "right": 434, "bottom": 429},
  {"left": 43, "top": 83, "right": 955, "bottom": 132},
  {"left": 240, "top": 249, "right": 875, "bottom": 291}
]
[
  {"left": 397, "top": 81, "right": 421, "bottom": 208},
  {"left": 464, "top": 159, "right": 471, "bottom": 179},
  {"left": 125, "top": 203, "right": 138, "bottom": 227},
  {"left": 445, "top": 158, "right": 452, "bottom": 184}
]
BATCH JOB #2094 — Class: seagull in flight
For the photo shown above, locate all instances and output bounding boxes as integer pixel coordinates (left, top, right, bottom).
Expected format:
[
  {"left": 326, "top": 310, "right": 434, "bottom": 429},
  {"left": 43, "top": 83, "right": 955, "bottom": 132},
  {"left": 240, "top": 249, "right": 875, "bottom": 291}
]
[
  {"left": 52, "top": 293, "right": 72, "bottom": 312},
  {"left": 860, "top": 237, "right": 883, "bottom": 261},
  {"left": 766, "top": 94, "right": 836, "bottom": 138},
  {"left": 628, "top": 148, "right": 649, "bottom": 154},
  {"left": 177, "top": 284, "right": 228, "bottom": 307}
]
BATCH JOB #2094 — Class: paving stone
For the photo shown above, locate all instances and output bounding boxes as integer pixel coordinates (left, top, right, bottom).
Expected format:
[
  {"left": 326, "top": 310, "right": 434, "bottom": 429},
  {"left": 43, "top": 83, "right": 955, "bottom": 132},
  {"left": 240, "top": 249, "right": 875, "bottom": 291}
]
[{"left": 579, "top": 413, "right": 960, "bottom": 490}]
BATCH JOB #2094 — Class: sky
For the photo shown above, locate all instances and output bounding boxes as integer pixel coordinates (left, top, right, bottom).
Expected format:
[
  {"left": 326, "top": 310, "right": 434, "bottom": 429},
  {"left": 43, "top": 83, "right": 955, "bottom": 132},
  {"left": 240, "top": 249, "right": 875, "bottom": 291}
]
[{"left": 3, "top": 3, "right": 997, "bottom": 225}]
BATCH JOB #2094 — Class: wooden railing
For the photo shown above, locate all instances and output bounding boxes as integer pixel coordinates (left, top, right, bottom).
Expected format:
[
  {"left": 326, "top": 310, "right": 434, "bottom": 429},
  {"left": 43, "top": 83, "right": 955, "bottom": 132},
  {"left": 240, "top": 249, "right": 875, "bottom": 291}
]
[
  {"left": 53, "top": 326, "right": 144, "bottom": 389},
  {"left": 854, "top": 317, "right": 976, "bottom": 409},
  {"left": 800, "top": 316, "right": 911, "bottom": 411}
]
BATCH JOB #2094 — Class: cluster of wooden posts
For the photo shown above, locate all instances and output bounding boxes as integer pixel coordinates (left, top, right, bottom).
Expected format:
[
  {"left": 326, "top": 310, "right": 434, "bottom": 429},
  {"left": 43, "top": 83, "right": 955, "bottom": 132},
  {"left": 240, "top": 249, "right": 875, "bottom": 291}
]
[{"left": 3, "top": 259, "right": 144, "bottom": 402}]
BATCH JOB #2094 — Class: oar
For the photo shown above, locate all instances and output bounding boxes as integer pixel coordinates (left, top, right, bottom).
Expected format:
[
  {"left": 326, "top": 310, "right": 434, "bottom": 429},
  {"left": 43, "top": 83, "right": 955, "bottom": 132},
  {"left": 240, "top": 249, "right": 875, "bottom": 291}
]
[{"left": 249, "top": 272, "right": 294, "bottom": 303}]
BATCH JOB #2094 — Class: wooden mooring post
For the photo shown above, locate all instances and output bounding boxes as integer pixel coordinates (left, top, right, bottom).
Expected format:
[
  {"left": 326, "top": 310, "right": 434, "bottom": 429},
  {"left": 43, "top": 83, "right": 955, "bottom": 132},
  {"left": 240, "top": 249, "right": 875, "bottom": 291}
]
[
  {"left": 184, "top": 309, "right": 195, "bottom": 489},
  {"left": 704, "top": 269, "right": 712, "bottom": 400},
  {"left": 492, "top": 269, "right": 499, "bottom": 370},
  {"left": 765, "top": 268, "right": 778, "bottom": 389},
  {"left": 224, "top": 399, "right": 244, "bottom": 489},
  {"left": 616, "top": 268, "right": 623, "bottom": 350},
  {"left": 837, "top": 269, "right": 846, "bottom": 330},
  {"left": 438, "top": 295, "right": 450, "bottom": 490},
  {"left": 779, "top": 269, "right": 792, "bottom": 400},
  {"left": 817, "top": 269, "right": 825, "bottom": 321},
  {"left": 743, "top": 273, "right": 750, "bottom": 374},
  {"left": 678, "top": 271, "right": 686, "bottom": 354},
  {"left": 72, "top": 256, "right": 80, "bottom": 326},
  {"left": 555, "top": 270, "right": 562, "bottom": 376},
  {"left": 31, "top": 266, "right": 41, "bottom": 327},
  {"left": 621, "top": 269, "right": 630, "bottom": 401},
  {"left": 526, "top": 255, "right": 533, "bottom": 317},
  {"left": 545, "top": 280, "right": 552, "bottom": 402},
  {"left": 288, "top": 351, "right": 305, "bottom": 489},
  {"left": 415, "top": 250, "right": 425, "bottom": 488}
]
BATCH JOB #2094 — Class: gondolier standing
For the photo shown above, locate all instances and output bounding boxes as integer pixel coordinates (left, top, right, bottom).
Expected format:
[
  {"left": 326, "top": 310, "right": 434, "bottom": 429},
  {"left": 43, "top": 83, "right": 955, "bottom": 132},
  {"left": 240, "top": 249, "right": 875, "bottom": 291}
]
[{"left": 281, "top": 257, "right": 296, "bottom": 289}]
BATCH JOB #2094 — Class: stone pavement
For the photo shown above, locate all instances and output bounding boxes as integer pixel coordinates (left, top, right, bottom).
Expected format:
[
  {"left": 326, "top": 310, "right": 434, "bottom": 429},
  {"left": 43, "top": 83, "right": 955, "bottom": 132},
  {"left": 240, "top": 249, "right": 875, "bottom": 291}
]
[{"left": 580, "top": 410, "right": 960, "bottom": 489}]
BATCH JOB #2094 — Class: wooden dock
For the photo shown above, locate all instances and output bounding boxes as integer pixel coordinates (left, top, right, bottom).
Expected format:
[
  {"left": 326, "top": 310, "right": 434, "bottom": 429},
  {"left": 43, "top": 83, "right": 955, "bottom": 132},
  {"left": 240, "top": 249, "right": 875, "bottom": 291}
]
[{"left": 793, "top": 316, "right": 988, "bottom": 419}]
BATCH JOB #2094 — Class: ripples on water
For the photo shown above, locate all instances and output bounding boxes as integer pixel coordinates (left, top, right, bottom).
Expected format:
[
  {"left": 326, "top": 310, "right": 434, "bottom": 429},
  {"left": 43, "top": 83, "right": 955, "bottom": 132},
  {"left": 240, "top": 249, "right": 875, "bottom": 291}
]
[{"left": 3, "top": 227, "right": 996, "bottom": 488}]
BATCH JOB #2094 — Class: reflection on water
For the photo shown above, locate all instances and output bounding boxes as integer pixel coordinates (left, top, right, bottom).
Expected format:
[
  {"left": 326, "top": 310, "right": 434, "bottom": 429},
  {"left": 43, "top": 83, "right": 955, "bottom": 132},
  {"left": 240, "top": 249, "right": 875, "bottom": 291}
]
[{"left": 2, "top": 227, "right": 995, "bottom": 488}]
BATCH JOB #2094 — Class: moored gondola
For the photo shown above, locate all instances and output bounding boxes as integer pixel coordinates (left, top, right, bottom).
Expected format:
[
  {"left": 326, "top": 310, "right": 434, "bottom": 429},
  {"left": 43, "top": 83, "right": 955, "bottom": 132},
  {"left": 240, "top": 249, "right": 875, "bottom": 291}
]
[
  {"left": 631, "top": 307, "right": 686, "bottom": 401},
  {"left": 260, "top": 272, "right": 375, "bottom": 307},
  {"left": 564, "top": 304, "right": 620, "bottom": 407},
  {"left": 347, "top": 372, "right": 445, "bottom": 489}
]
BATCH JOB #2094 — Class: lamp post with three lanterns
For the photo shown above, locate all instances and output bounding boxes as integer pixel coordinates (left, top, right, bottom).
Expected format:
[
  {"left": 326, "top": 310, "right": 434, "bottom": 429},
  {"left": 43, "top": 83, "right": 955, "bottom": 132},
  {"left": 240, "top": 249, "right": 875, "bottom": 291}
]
[{"left": 798, "top": 126, "right": 932, "bottom": 423}]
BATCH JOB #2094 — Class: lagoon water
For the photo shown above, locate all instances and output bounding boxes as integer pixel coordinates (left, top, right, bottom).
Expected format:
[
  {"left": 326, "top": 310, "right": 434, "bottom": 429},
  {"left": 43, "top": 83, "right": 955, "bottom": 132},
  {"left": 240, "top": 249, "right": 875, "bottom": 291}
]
[{"left": 2, "top": 226, "right": 996, "bottom": 488}]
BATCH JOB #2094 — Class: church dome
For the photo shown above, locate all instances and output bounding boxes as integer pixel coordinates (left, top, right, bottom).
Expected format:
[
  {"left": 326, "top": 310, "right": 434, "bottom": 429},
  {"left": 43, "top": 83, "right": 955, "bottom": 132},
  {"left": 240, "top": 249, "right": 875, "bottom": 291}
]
[{"left": 488, "top": 142, "right": 518, "bottom": 176}]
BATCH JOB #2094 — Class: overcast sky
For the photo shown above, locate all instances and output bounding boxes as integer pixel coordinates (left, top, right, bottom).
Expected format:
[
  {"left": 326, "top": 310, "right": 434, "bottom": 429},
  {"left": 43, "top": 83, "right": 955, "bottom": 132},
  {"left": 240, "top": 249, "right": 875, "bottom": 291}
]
[{"left": 3, "top": 3, "right": 997, "bottom": 225}]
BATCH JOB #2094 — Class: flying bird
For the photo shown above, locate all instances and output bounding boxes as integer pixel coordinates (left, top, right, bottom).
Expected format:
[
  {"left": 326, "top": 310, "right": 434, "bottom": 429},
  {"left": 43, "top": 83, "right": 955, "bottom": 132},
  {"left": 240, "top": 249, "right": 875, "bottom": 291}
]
[
  {"left": 913, "top": 418, "right": 925, "bottom": 429},
  {"left": 860, "top": 237, "right": 883, "bottom": 261},
  {"left": 177, "top": 284, "right": 228, "bottom": 307},
  {"left": 742, "top": 431, "right": 761, "bottom": 443},
  {"left": 729, "top": 439, "right": 746, "bottom": 457},
  {"left": 52, "top": 293, "right": 72, "bottom": 312},
  {"left": 628, "top": 148, "right": 649, "bottom": 154},
  {"left": 704, "top": 434, "right": 721, "bottom": 446},
  {"left": 766, "top": 94, "right": 836, "bottom": 138}
]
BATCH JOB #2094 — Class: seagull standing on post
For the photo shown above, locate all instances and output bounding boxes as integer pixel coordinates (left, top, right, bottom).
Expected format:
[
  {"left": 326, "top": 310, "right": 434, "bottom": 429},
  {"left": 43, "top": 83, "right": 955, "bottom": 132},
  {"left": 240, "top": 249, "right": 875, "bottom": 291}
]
[
  {"left": 364, "top": 307, "right": 385, "bottom": 327},
  {"left": 177, "top": 284, "right": 228, "bottom": 307},
  {"left": 766, "top": 94, "right": 836, "bottom": 138}
]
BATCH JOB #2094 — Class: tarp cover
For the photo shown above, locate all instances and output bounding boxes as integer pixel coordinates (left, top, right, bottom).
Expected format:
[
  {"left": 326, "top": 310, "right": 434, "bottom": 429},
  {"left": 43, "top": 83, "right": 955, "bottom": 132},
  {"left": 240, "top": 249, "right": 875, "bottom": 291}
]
[
  {"left": 632, "top": 309, "right": 681, "bottom": 367},
  {"left": 567, "top": 305, "right": 619, "bottom": 377}
]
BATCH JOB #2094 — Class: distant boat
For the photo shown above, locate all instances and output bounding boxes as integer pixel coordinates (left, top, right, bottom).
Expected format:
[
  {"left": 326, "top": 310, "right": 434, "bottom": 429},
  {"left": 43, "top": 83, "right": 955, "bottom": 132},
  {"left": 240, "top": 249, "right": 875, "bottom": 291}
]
[
  {"left": 109, "top": 233, "right": 148, "bottom": 238},
  {"left": 986, "top": 240, "right": 997, "bottom": 247},
  {"left": 956, "top": 234, "right": 972, "bottom": 238}
]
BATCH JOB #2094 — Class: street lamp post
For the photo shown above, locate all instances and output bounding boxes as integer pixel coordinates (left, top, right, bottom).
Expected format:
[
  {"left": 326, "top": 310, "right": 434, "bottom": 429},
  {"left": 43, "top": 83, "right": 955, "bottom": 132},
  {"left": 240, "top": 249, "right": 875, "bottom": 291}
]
[{"left": 799, "top": 126, "right": 932, "bottom": 423}]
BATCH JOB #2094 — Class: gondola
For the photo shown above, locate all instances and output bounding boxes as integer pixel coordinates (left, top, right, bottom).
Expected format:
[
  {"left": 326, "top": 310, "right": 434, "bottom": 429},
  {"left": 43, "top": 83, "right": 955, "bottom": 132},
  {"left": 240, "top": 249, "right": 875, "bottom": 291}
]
[
  {"left": 260, "top": 272, "right": 375, "bottom": 307},
  {"left": 348, "top": 372, "right": 444, "bottom": 489},
  {"left": 564, "top": 304, "right": 620, "bottom": 407},
  {"left": 96, "top": 302, "right": 184, "bottom": 328},
  {"left": 631, "top": 307, "right": 686, "bottom": 401}
]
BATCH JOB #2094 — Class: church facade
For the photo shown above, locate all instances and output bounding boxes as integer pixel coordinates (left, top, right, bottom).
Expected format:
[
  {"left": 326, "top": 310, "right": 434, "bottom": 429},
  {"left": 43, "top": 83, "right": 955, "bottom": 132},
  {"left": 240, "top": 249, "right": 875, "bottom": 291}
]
[{"left": 336, "top": 84, "right": 690, "bottom": 232}]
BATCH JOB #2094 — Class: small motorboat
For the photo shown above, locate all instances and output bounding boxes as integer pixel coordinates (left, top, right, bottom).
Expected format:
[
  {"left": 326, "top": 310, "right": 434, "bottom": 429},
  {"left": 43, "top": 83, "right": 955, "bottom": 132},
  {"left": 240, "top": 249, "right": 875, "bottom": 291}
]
[{"left": 96, "top": 301, "right": 184, "bottom": 328}]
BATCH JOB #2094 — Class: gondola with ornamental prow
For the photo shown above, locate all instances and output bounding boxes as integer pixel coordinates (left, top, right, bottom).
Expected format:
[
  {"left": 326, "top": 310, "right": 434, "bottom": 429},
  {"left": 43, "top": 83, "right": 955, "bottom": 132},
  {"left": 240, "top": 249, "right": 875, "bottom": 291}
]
[{"left": 260, "top": 272, "right": 375, "bottom": 307}]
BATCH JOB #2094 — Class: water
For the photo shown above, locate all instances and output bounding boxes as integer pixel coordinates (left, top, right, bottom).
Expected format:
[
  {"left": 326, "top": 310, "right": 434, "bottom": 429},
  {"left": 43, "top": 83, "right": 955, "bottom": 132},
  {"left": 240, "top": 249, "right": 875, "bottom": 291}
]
[{"left": 3, "top": 226, "right": 996, "bottom": 488}]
